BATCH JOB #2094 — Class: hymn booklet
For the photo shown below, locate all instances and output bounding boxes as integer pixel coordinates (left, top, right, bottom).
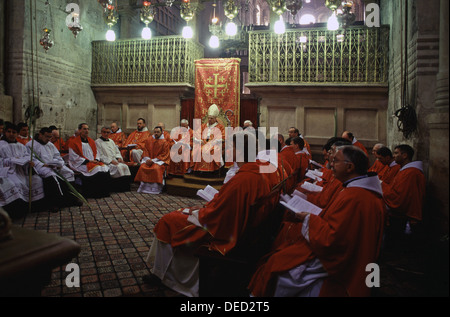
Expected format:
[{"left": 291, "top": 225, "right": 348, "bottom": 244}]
[
  {"left": 280, "top": 193, "right": 322, "bottom": 216},
  {"left": 197, "top": 185, "right": 219, "bottom": 202}
]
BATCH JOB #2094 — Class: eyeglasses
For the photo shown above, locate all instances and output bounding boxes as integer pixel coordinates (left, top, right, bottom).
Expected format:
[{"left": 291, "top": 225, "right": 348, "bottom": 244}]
[{"left": 331, "top": 158, "right": 352, "bottom": 164}]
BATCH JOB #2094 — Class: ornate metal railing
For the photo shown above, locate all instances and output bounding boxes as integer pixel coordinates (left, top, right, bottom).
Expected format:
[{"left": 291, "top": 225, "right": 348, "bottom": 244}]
[
  {"left": 247, "top": 26, "right": 389, "bottom": 85},
  {"left": 91, "top": 36, "right": 204, "bottom": 86}
]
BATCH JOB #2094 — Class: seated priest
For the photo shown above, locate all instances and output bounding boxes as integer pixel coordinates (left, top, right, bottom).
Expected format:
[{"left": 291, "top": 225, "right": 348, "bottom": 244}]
[
  {"left": 157, "top": 122, "right": 174, "bottom": 147},
  {"left": 49, "top": 125, "right": 67, "bottom": 153},
  {"left": 68, "top": 123, "right": 111, "bottom": 198},
  {"left": 27, "top": 127, "right": 82, "bottom": 211},
  {"left": 134, "top": 126, "right": 170, "bottom": 195},
  {"left": 191, "top": 104, "right": 225, "bottom": 176},
  {"left": 167, "top": 119, "right": 193, "bottom": 176},
  {"left": 248, "top": 145, "right": 385, "bottom": 297},
  {"left": 95, "top": 126, "right": 132, "bottom": 192},
  {"left": 0, "top": 122, "right": 45, "bottom": 218},
  {"left": 109, "top": 121, "right": 126, "bottom": 148},
  {"left": 122, "top": 118, "right": 150, "bottom": 164},
  {"left": 375, "top": 146, "right": 400, "bottom": 185},
  {"left": 342, "top": 131, "right": 369, "bottom": 156},
  {"left": 381, "top": 144, "right": 426, "bottom": 248},
  {"left": 143, "top": 131, "right": 280, "bottom": 297},
  {"left": 16, "top": 122, "right": 32, "bottom": 145},
  {"left": 290, "top": 136, "right": 310, "bottom": 182}
]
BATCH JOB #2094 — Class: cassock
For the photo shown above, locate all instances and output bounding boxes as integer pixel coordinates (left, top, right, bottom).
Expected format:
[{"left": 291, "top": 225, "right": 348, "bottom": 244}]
[
  {"left": 382, "top": 161, "right": 426, "bottom": 223},
  {"left": 68, "top": 136, "right": 111, "bottom": 198},
  {"left": 191, "top": 122, "right": 225, "bottom": 172},
  {"left": 134, "top": 134, "right": 170, "bottom": 194},
  {"left": 379, "top": 161, "right": 400, "bottom": 185},
  {"left": 167, "top": 127, "right": 193, "bottom": 176},
  {"left": 122, "top": 128, "right": 150, "bottom": 163},
  {"left": 248, "top": 174, "right": 385, "bottom": 297},
  {"left": 146, "top": 160, "right": 279, "bottom": 297},
  {"left": 109, "top": 129, "right": 126, "bottom": 148},
  {"left": 26, "top": 139, "right": 80, "bottom": 208},
  {"left": 0, "top": 140, "right": 44, "bottom": 207}
]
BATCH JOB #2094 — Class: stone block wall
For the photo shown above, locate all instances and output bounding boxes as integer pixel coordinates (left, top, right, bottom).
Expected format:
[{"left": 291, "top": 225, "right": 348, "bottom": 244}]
[{"left": 4, "top": 0, "right": 106, "bottom": 139}]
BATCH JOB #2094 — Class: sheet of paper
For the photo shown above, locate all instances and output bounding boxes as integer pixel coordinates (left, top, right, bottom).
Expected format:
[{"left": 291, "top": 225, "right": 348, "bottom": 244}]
[
  {"left": 280, "top": 195, "right": 322, "bottom": 216},
  {"left": 301, "top": 182, "right": 323, "bottom": 193}
]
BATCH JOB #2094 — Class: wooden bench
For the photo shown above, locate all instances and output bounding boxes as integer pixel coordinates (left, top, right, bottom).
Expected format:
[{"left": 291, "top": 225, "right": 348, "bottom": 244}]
[{"left": 0, "top": 226, "right": 81, "bottom": 296}]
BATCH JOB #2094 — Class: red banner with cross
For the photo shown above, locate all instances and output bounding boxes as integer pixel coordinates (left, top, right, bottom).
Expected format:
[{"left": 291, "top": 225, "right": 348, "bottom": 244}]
[{"left": 194, "top": 58, "right": 240, "bottom": 127}]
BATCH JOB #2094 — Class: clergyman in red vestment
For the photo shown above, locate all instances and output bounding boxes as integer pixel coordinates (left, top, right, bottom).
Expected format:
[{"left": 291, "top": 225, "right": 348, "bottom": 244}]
[
  {"left": 144, "top": 131, "right": 280, "bottom": 297},
  {"left": 134, "top": 126, "right": 170, "bottom": 195},
  {"left": 191, "top": 104, "right": 225, "bottom": 174},
  {"left": 248, "top": 145, "right": 385, "bottom": 297}
]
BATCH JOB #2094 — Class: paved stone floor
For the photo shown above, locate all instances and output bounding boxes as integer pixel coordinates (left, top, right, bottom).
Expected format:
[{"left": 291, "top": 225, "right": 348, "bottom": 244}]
[{"left": 9, "top": 184, "right": 449, "bottom": 298}]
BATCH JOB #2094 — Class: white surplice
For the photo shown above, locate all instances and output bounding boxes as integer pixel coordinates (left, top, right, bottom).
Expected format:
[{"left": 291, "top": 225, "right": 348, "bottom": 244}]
[
  {"left": 26, "top": 140, "right": 74, "bottom": 182},
  {"left": 0, "top": 140, "right": 44, "bottom": 206},
  {"left": 95, "top": 138, "right": 131, "bottom": 178},
  {"left": 68, "top": 142, "right": 109, "bottom": 176}
]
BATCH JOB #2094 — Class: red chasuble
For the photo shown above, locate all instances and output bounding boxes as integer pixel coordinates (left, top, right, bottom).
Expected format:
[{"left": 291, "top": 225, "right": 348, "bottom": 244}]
[
  {"left": 368, "top": 159, "right": 386, "bottom": 174},
  {"left": 122, "top": 130, "right": 150, "bottom": 161},
  {"left": 379, "top": 163, "right": 400, "bottom": 185},
  {"left": 191, "top": 123, "right": 225, "bottom": 172},
  {"left": 134, "top": 137, "right": 170, "bottom": 184},
  {"left": 153, "top": 161, "right": 279, "bottom": 255},
  {"left": 109, "top": 131, "right": 126, "bottom": 147},
  {"left": 382, "top": 163, "right": 426, "bottom": 222},
  {"left": 70, "top": 136, "right": 105, "bottom": 172},
  {"left": 168, "top": 127, "right": 193, "bottom": 176},
  {"left": 307, "top": 175, "right": 343, "bottom": 209},
  {"left": 248, "top": 177, "right": 385, "bottom": 297},
  {"left": 295, "top": 152, "right": 310, "bottom": 182},
  {"left": 52, "top": 138, "right": 67, "bottom": 152}
]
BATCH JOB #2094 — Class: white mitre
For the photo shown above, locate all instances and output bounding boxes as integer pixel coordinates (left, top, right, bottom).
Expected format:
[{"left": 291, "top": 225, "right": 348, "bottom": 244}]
[{"left": 208, "top": 104, "right": 220, "bottom": 117}]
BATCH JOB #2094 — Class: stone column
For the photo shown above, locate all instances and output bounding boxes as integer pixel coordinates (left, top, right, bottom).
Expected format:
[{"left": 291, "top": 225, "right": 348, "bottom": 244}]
[
  {"left": 0, "top": 0, "right": 13, "bottom": 122},
  {"left": 435, "top": 0, "right": 449, "bottom": 109},
  {"left": 426, "top": 0, "right": 449, "bottom": 235}
]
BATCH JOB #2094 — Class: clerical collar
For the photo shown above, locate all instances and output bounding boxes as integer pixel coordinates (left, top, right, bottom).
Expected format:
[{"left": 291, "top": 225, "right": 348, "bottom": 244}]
[
  {"left": 100, "top": 137, "right": 109, "bottom": 142},
  {"left": 112, "top": 129, "right": 122, "bottom": 134},
  {"left": 343, "top": 174, "right": 368, "bottom": 187},
  {"left": 80, "top": 136, "right": 89, "bottom": 143}
]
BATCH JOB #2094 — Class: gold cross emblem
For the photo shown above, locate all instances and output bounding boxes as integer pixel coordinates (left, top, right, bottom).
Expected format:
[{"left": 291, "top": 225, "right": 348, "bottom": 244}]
[{"left": 204, "top": 73, "right": 227, "bottom": 99}]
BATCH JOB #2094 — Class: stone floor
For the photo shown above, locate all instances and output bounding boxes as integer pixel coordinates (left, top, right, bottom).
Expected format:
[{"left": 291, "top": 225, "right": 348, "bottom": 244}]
[{"left": 8, "top": 184, "right": 449, "bottom": 298}]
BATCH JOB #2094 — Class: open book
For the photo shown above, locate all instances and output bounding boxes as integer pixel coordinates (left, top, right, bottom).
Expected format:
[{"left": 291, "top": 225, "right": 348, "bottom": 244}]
[
  {"left": 305, "top": 170, "right": 323, "bottom": 182},
  {"left": 280, "top": 194, "right": 322, "bottom": 216},
  {"left": 300, "top": 182, "right": 323, "bottom": 193},
  {"left": 196, "top": 185, "right": 219, "bottom": 202}
]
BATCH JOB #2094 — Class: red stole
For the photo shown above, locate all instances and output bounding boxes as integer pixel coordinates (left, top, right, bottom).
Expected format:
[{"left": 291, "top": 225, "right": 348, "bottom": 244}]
[{"left": 70, "top": 136, "right": 105, "bottom": 172}]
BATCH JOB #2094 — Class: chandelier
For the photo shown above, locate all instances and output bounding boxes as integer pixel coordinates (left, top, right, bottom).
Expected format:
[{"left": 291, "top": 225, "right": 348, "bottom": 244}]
[
  {"left": 104, "top": 1, "right": 119, "bottom": 41},
  {"left": 140, "top": 1, "right": 155, "bottom": 39},
  {"left": 326, "top": 0, "right": 356, "bottom": 31}
]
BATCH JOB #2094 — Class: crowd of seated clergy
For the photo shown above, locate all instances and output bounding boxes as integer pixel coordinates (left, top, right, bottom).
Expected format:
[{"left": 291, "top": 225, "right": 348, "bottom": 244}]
[
  {"left": 137, "top": 127, "right": 426, "bottom": 297},
  {"left": 1, "top": 116, "right": 426, "bottom": 297}
]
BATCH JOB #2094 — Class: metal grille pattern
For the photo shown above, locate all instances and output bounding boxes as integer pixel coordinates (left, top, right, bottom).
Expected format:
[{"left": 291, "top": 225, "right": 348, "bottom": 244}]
[
  {"left": 91, "top": 36, "right": 204, "bottom": 86},
  {"left": 248, "top": 26, "right": 389, "bottom": 85}
]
